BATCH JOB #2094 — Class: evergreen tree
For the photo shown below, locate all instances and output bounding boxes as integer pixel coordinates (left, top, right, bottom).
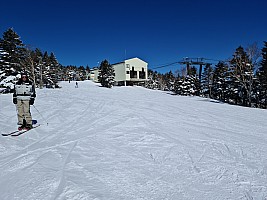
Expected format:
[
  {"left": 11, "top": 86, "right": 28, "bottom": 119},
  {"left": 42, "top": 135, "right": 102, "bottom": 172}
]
[
  {"left": 77, "top": 66, "right": 86, "bottom": 80},
  {"left": 229, "top": 46, "right": 253, "bottom": 106},
  {"left": 173, "top": 65, "right": 199, "bottom": 96},
  {"left": 190, "top": 66, "right": 200, "bottom": 96},
  {"left": 165, "top": 70, "right": 175, "bottom": 91},
  {"left": 0, "top": 28, "right": 62, "bottom": 91},
  {"left": 201, "top": 63, "right": 213, "bottom": 97},
  {"left": 98, "top": 60, "right": 115, "bottom": 88},
  {"left": 173, "top": 77, "right": 183, "bottom": 95},
  {"left": 33, "top": 48, "right": 44, "bottom": 87},
  {"left": 173, "top": 75, "right": 198, "bottom": 96},
  {"left": 145, "top": 70, "right": 161, "bottom": 90},
  {"left": 212, "top": 62, "right": 229, "bottom": 101},
  {"left": 157, "top": 73, "right": 166, "bottom": 90},
  {"left": 41, "top": 51, "right": 52, "bottom": 86},
  {"left": 258, "top": 41, "right": 267, "bottom": 108},
  {"left": 0, "top": 28, "right": 25, "bottom": 78},
  {"left": 49, "top": 52, "right": 60, "bottom": 84}
]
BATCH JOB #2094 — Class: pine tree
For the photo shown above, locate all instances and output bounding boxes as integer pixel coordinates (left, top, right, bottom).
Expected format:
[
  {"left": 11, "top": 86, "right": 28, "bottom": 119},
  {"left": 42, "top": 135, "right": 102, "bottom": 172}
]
[
  {"left": 41, "top": 51, "right": 52, "bottom": 87},
  {"left": 164, "top": 70, "right": 175, "bottom": 91},
  {"left": 190, "top": 66, "right": 200, "bottom": 96},
  {"left": 49, "top": 52, "right": 60, "bottom": 85},
  {"left": 98, "top": 60, "right": 115, "bottom": 88},
  {"left": 0, "top": 28, "right": 63, "bottom": 91},
  {"left": 201, "top": 63, "right": 213, "bottom": 98},
  {"left": 173, "top": 77, "right": 183, "bottom": 95},
  {"left": 212, "top": 62, "right": 228, "bottom": 101},
  {"left": 77, "top": 66, "right": 86, "bottom": 80},
  {"left": 145, "top": 70, "right": 161, "bottom": 90},
  {"left": 258, "top": 41, "right": 267, "bottom": 108},
  {"left": 229, "top": 46, "right": 253, "bottom": 106},
  {"left": 33, "top": 48, "right": 44, "bottom": 87},
  {"left": 0, "top": 28, "right": 25, "bottom": 78}
]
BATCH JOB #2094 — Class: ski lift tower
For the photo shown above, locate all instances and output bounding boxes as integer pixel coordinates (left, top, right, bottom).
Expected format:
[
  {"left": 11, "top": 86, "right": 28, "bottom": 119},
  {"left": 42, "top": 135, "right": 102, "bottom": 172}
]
[{"left": 180, "top": 57, "right": 211, "bottom": 83}]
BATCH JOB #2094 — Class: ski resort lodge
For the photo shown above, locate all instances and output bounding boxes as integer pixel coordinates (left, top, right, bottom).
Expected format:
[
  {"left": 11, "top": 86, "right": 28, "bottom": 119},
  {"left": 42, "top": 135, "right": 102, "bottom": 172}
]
[{"left": 90, "top": 57, "right": 148, "bottom": 86}]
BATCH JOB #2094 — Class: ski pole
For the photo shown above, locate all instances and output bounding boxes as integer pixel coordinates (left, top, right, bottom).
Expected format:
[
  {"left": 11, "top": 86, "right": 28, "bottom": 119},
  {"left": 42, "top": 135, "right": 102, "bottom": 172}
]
[{"left": 32, "top": 105, "right": 48, "bottom": 126}]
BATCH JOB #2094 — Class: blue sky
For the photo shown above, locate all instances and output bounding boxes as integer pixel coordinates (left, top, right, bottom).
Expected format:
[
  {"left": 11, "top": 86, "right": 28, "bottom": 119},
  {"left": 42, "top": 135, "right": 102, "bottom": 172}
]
[{"left": 1, "top": 0, "right": 267, "bottom": 73}]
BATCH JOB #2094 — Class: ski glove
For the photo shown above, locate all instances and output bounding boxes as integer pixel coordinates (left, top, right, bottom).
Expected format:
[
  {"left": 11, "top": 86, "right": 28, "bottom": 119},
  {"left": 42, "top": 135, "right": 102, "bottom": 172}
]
[
  {"left": 13, "top": 98, "right": 17, "bottom": 104},
  {"left": 30, "top": 98, "right": 35, "bottom": 105}
]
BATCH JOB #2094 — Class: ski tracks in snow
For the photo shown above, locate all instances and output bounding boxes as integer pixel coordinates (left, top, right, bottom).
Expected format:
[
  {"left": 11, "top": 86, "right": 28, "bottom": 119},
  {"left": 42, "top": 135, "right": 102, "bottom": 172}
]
[
  {"left": 1, "top": 81, "right": 267, "bottom": 199},
  {"left": 52, "top": 141, "right": 77, "bottom": 200}
]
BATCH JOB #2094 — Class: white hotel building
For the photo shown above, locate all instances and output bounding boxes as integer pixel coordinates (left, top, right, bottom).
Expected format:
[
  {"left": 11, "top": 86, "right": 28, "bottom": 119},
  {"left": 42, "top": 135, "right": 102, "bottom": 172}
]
[{"left": 90, "top": 57, "right": 148, "bottom": 86}]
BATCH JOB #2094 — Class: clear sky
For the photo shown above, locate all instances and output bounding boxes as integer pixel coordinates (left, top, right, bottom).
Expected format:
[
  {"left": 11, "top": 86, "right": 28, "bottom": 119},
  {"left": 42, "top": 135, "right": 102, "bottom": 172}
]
[{"left": 1, "top": 0, "right": 267, "bottom": 73}]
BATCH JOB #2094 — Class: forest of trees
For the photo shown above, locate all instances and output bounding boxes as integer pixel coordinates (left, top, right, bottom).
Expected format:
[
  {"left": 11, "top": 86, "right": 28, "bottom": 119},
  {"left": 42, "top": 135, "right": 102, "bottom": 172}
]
[
  {"left": 1, "top": 28, "right": 267, "bottom": 109},
  {"left": 0, "top": 28, "right": 89, "bottom": 91},
  {"left": 145, "top": 43, "right": 267, "bottom": 109}
]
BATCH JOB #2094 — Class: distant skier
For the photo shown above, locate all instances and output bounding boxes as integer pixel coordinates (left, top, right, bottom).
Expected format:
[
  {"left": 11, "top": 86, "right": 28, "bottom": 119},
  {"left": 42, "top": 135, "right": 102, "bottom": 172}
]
[
  {"left": 13, "top": 72, "right": 36, "bottom": 130},
  {"left": 75, "top": 82, "right": 78, "bottom": 88}
]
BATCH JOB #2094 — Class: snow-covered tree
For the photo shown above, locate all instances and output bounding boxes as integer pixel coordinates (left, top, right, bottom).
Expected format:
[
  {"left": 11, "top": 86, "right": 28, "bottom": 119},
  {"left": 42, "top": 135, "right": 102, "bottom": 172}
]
[
  {"left": 164, "top": 70, "right": 175, "bottom": 91},
  {"left": 174, "top": 75, "right": 198, "bottom": 96},
  {"left": 257, "top": 41, "right": 267, "bottom": 108},
  {"left": 0, "top": 28, "right": 26, "bottom": 91},
  {"left": 145, "top": 70, "right": 161, "bottom": 90},
  {"left": 173, "top": 77, "right": 183, "bottom": 95},
  {"left": 48, "top": 52, "right": 60, "bottom": 84},
  {"left": 0, "top": 28, "right": 25, "bottom": 79},
  {"left": 229, "top": 46, "right": 254, "bottom": 106},
  {"left": 98, "top": 60, "right": 115, "bottom": 88},
  {"left": 201, "top": 63, "right": 213, "bottom": 98},
  {"left": 211, "top": 62, "right": 228, "bottom": 101}
]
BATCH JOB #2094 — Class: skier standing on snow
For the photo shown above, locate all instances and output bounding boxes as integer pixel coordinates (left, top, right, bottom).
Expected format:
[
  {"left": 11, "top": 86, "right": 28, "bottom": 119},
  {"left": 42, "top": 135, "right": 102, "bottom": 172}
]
[{"left": 13, "top": 72, "right": 36, "bottom": 130}]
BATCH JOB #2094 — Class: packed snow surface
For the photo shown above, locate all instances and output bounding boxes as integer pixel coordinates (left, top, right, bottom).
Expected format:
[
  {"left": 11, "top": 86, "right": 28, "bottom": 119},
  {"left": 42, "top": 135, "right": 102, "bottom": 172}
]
[{"left": 0, "top": 80, "right": 267, "bottom": 200}]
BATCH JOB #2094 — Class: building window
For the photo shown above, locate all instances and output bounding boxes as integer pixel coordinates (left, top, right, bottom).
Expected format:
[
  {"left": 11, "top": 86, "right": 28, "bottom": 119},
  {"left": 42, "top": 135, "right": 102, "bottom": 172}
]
[
  {"left": 130, "top": 67, "right": 137, "bottom": 78},
  {"left": 139, "top": 68, "right": 146, "bottom": 79}
]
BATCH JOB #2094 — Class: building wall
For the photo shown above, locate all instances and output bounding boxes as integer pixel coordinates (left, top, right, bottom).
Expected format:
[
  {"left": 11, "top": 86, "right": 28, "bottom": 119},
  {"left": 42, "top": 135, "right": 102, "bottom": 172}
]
[
  {"left": 112, "top": 57, "right": 148, "bottom": 82},
  {"left": 90, "top": 68, "right": 100, "bottom": 82},
  {"left": 90, "top": 57, "right": 148, "bottom": 85},
  {"left": 113, "top": 62, "right": 129, "bottom": 82},
  {"left": 125, "top": 58, "right": 148, "bottom": 80}
]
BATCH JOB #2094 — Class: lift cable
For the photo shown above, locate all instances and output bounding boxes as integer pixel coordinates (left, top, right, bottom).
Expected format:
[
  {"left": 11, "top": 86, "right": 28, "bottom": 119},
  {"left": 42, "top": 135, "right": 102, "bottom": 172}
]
[{"left": 150, "top": 57, "right": 229, "bottom": 70}]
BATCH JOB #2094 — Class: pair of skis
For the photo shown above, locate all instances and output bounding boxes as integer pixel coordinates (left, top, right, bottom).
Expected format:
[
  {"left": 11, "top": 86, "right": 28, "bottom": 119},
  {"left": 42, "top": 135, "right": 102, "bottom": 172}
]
[{"left": 2, "top": 124, "right": 40, "bottom": 137}]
